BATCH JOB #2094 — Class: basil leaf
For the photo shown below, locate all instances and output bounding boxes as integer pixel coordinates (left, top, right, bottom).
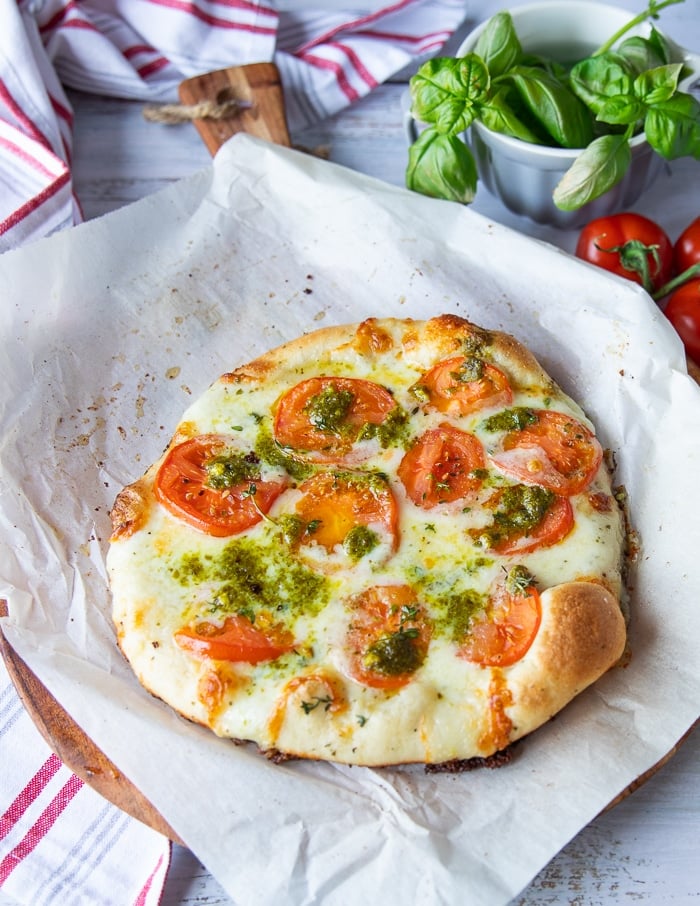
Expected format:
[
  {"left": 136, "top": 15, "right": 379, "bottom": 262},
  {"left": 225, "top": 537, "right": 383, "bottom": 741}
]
[
  {"left": 646, "top": 26, "right": 672, "bottom": 67},
  {"left": 553, "top": 133, "right": 631, "bottom": 210},
  {"left": 644, "top": 93, "right": 700, "bottom": 159},
  {"left": 597, "top": 94, "right": 645, "bottom": 126},
  {"left": 616, "top": 35, "right": 667, "bottom": 75},
  {"left": 569, "top": 53, "right": 635, "bottom": 115},
  {"left": 410, "top": 55, "right": 489, "bottom": 135},
  {"left": 479, "top": 86, "right": 547, "bottom": 143},
  {"left": 406, "top": 127, "right": 478, "bottom": 203},
  {"left": 634, "top": 63, "right": 683, "bottom": 105},
  {"left": 520, "top": 56, "right": 569, "bottom": 82},
  {"left": 473, "top": 11, "right": 521, "bottom": 78},
  {"left": 505, "top": 65, "right": 595, "bottom": 148}
]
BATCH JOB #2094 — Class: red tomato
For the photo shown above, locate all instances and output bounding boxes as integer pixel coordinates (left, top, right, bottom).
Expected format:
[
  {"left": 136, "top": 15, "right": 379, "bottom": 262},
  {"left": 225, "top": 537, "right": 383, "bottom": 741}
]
[
  {"left": 293, "top": 471, "right": 398, "bottom": 552},
  {"left": 481, "top": 491, "right": 574, "bottom": 555},
  {"left": 175, "top": 615, "right": 296, "bottom": 664},
  {"left": 490, "top": 410, "right": 602, "bottom": 496},
  {"left": 346, "top": 585, "right": 431, "bottom": 690},
  {"left": 154, "top": 434, "right": 287, "bottom": 537},
  {"left": 673, "top": 217, "right": 700, "bottom": 274},
  {"left": 398, "top": 423, "right": 486, "bottom": 509},
  {"left": 273, "top": 376, "right": 396, "bottom": 460},
  {"left": 575, "top": 212, "right": 673, "bottom": 293},
  {"left": 664, "top": 279, "right": 700, "bottom": 364},
  {"left": 460, "top": 579, "right": 541, "bottom": 668},
  {"left": 416, "top": 356, "right": 513, "bottom": 416}
]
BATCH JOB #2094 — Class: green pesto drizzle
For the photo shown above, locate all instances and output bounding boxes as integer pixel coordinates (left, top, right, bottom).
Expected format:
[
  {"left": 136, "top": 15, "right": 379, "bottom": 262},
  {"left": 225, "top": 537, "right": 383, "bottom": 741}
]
[
  {"left": 343, "top": 525, "right": 379, "bottom": 561},
  {"left": 204, "top": 450, "right": 261, "bottom": 489},
  {"left": 473, "top": 484, "right": 554, "bottom": 549},
  {"left": 171, "top": 536, "right": 329, "bottom": 623},
  {"left": 305, "top": 385, "right": 354, "bottom": 434},
  {"left": 171, "top": 552, "right": 208, "bottom": 584},
  {"left": 356, "top": 404, "right": 410, "bottom": 449},
  {"left": 254, "top": 424, "right": 313, "bottom": 481},
  {"left": 462, "top": 330, "right": 492, "bottom": 358},
  {"left": 431, "top": 588, "right": 485, "bottom": 643},
  {"left": 451, "top": 355, "right": 484, "bottom": 383},
  {"left": 409, "top": 383, "right": 430, "bottom": 404},
  {"left": 363, "top": 630, "right": 423, "bottom": 675},
  {"left": 275, "top": 513, "right": 305, "bottom": 545},
  {"left": 482, "top": 406, "right": 538, "bottom": 433}
]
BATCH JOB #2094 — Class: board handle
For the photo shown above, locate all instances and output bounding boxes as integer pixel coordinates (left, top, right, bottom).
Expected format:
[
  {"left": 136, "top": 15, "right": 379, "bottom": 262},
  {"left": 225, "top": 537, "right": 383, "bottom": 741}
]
[{"left": 178, "top": 61, "right": 291, "bottom": 155}]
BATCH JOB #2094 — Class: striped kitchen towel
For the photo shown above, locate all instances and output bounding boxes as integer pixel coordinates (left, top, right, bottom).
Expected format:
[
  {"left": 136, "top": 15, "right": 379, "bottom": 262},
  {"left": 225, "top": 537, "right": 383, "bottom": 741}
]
[
  {"left": 0, "top": 658, "right": 170, "bottom": 905},
  {"left": 0, "top": 0, "right": 468, "bottom": 251}
]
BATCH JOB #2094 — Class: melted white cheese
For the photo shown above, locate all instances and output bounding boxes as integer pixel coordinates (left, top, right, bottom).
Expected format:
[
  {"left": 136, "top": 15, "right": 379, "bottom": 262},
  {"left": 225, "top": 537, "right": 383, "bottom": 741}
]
[{"left": 108, "top": 321, "right": 625, "bottom": 765}]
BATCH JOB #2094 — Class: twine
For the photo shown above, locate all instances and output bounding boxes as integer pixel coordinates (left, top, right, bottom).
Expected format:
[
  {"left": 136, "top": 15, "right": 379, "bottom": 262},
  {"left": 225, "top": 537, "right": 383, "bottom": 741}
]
[
  {"left": 141, "top": 96, "right": 331, "bottom": 159},
  {"left": 142, "top": 97, "right": 253, "bottom": 124}
]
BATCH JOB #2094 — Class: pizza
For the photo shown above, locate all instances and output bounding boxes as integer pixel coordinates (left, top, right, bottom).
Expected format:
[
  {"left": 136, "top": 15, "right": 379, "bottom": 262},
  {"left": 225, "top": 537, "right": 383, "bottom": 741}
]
[{"left": 107, "top": 314, "right": 627, "bottom": 767}]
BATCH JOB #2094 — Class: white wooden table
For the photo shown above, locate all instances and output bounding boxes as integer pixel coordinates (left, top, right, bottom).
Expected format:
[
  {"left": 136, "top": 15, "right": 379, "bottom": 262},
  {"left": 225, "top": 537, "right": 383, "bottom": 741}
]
[{"left": 8, "top": 1, "right": 700, "bottom": 902}]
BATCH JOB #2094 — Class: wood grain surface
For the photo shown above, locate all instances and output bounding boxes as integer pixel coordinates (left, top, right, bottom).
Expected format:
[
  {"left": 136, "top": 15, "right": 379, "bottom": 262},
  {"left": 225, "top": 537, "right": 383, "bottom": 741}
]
[
  {"left": 0, "top": 601, "right": 181, "bottom": 843},
  {"left": 178, "top": 62, "right": 290, "bottom": 153}
]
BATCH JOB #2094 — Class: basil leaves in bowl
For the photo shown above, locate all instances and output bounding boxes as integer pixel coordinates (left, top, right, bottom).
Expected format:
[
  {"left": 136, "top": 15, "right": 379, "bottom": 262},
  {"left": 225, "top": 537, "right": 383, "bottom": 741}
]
[{"left": 405, "top": 0, "right": 700, "bottom": 228}]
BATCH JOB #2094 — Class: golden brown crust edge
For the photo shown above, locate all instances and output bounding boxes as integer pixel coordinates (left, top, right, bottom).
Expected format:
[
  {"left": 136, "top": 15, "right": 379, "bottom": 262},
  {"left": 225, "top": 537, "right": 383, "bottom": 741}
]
[
  {"left": 514, "top": 582, "right": 626, "bottom": 730},
  {"left": 222, "top": 314, "right": 566, "bottom": 405},
  {"left": 109, "top": 476, "right": 152, "bottom": 541}
]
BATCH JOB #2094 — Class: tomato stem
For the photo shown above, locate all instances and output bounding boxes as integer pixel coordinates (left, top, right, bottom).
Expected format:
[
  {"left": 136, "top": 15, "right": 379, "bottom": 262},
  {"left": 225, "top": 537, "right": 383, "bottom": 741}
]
[
  {"left": 594, "top": 238, "right": 662, "bottom": 294},
  {"left": 652, "top": 262, "right": 700, "bottom": 301}
]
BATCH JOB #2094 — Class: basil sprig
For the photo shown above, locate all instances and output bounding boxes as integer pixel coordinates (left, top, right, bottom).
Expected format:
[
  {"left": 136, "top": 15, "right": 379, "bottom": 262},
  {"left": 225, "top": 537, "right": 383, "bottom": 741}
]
[{"left": 406, "top": 0, "right": 700, "bottom": 212}]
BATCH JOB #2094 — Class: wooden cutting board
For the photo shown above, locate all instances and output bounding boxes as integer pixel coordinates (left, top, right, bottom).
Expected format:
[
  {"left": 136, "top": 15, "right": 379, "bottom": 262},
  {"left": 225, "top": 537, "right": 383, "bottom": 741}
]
[
  {"left": 0, "top": 63, "right": 289, "bottom": 843},
  {"left": 0, "top": 602, "right": 180, "bottom": 842},
  {"left": 177, "top": 61, "right": 291, "bottom": 152},
  {"left": 1, "top": 62, "right": 699, "bottom": 840}
]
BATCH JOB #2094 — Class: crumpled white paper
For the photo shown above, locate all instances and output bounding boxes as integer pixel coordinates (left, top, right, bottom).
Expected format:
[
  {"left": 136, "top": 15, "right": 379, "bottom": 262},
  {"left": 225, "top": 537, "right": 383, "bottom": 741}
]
[{"left": 1, "top": 134, "right": 699, "bottom": 906}]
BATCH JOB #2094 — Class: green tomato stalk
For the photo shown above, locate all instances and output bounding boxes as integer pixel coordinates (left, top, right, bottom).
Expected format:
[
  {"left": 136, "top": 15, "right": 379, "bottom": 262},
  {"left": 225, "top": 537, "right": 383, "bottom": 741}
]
[{"left": 653, "top": 263, "right": 700, "bottom": 300}]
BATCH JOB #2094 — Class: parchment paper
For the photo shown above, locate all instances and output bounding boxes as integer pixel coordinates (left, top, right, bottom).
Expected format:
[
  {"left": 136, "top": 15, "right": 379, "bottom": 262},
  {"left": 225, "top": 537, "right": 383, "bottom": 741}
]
[{"left": 1, "top": 135, "right": 699, "bottom": 906}]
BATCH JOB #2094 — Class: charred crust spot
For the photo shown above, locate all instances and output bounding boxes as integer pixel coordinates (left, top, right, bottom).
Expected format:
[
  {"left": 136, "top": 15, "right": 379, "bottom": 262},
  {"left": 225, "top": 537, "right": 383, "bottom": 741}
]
[
  {"left": 263, "top": 748, "right": 299, "bottom": 764},
  {"left": 424, "top": 743, "right": 518, "bottom": 773},
  {"left": 221, "top": 360, "right": 273, "bottom": 384},
  {"left": 588, "top": 492, "right": 613, "bottom": 513},
  {"left": 109, "top": 481, "right": 149, "bottom": 540}
]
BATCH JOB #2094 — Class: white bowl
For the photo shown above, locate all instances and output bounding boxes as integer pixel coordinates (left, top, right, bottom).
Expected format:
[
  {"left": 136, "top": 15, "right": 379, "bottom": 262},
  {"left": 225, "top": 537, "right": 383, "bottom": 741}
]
[{"left": 422, "top": 1, "right": 698, "bottom": 228}]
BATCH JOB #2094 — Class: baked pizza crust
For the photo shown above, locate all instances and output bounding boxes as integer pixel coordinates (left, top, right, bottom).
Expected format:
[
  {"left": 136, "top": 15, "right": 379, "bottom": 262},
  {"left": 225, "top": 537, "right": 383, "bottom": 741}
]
[
  {"left": 506, "top": 582, "right": 627, "bottom": 738},
  {"left": 108, "top": 315, "right": 628, "bottom": 767}
]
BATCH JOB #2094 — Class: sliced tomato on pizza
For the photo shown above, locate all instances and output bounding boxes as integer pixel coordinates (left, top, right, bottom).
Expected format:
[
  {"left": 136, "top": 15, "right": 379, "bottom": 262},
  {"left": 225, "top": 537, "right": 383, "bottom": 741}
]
[
  {"left": 292, "top": 471, "right": 398, "bottom": 557},
  {"left": 154, "top": 434, "right": 287, "bottom": 537},
  {"left": 346, "top": 585, "right": 431, "bottom": 690},
  {"left": 175, "top": 614, "right": 297, "bottom": 664},
  {"left": 488, "top": 409, "right": 603, "bottom": 496},
  {"left": 413, "top": 355, "right": 513, "bottom": 416},
  {"left": 460, "top": 569, "right": 541, "bottom": 668},
  {"left": 398, "top": 423, "right": 486, "bottom": 508},
  {"left": 273, "top": 376, "right": 400, "bottom": 461},
  {"left": 473, "top": 485, "right": 574, "bottom": 555}
]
